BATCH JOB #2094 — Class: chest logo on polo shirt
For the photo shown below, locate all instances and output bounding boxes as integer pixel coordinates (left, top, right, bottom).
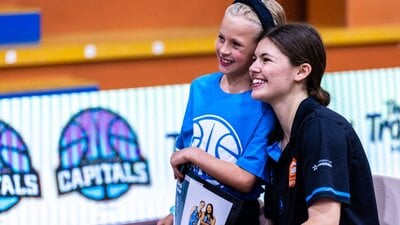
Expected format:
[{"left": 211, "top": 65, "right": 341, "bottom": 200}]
[
  {"left": 288, "top": 157, "right": 297, "bottom": 187},
  {"left": 312, "top": 159, "right": 332, "bottom": 171}
]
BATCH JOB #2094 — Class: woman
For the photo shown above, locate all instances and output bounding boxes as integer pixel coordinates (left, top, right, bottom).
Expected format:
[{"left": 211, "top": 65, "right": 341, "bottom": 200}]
[
  {"left": 200, "top": 203, "right": 216, "bottom": 225},
  {"left": 250, "top": 23, "right": 380, "bottom": 224}
]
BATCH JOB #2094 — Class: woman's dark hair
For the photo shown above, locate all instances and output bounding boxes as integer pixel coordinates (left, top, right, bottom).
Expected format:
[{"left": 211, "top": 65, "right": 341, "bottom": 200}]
[
  {"left": 260, "top": 23, "right": 330, "bottom": 106},
  {"left": 205, "top": 203, "right": 214, "bottom": 220}
]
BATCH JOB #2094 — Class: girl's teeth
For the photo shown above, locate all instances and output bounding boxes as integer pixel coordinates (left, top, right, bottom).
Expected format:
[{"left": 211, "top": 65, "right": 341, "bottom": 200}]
[{"left": 222, "top": 58, "right": 233, "bottom": 64}]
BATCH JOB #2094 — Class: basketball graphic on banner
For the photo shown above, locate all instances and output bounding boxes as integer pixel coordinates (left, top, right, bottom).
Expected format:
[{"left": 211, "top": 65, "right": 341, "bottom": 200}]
[
  {"left": 0, "top": 121, "right": 41, "bottom": 213},
  {"left": 56, "top": 107, "right": 149, "bottom": 201}
]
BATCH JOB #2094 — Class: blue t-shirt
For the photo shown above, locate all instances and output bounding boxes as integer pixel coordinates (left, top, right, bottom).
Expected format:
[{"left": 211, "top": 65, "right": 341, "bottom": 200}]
[
  {"left": 176, "top": 72, "right": 276, "bottom": 200},
  {"left": 188, "top": 206, "right": 201, "bottom": 225}
]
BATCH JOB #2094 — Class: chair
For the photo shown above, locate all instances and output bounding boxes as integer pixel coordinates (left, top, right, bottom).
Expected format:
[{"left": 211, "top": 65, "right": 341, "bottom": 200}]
[{"left": 372, "top": 174, "right": 400, "bottom": 225}]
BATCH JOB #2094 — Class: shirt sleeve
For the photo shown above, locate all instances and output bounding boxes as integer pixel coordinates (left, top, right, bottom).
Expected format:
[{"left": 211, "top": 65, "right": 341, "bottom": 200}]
[
  {"left": 300, "top": 118, "right": 351, "bottom": 206},
  {"left": 175, "top": 83, "right": 195, "bottom": 150},
  {"left": 236, "top": 106, "right": 276, "bottom": 182}
]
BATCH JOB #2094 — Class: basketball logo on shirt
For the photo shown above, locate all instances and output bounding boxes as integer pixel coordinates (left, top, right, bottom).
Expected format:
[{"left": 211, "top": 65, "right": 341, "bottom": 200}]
[
  {"left": 191, "top": 115, "right": 242, "bottom": 184},
  {"left": 192, "top": 115, "right": 242, "bottom": 160},
  {"left": 288, "top": 157, "right": 297, "bottom": 187}
]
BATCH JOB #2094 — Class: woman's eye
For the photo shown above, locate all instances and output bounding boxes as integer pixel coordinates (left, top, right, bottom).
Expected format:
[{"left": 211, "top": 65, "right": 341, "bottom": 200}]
[{"left": 263, "top": 57, "right": 271, "bottom": 63}]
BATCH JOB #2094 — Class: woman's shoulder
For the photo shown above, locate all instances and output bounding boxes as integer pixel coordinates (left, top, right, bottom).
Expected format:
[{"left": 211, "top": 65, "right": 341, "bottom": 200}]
[
  {"left": 298, "top": 98, "right": 348, "bottom": 123},
  {"left": 293, "top": 98, "right": 352, "bottom": 135}
]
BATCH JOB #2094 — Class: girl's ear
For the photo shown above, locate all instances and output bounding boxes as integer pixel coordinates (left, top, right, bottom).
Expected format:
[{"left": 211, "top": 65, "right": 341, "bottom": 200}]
[{"left": 294, "top": 63, "right": 312, "bottom": 82}]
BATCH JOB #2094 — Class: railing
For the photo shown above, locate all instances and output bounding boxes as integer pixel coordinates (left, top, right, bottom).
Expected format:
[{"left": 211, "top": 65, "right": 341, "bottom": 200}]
[{"left": 1, "top": 25, "right": 399, "bottom": 68}]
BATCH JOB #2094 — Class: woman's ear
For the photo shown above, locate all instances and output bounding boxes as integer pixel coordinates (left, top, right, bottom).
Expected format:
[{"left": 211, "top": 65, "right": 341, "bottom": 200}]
[{"left": 294, "top": 63, "right": 311, "bottom": 82}]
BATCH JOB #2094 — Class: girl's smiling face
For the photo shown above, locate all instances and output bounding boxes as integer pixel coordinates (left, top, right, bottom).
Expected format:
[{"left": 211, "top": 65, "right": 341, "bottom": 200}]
[{"left": 216, "top": 13, "right": 261, "bottom": 78}]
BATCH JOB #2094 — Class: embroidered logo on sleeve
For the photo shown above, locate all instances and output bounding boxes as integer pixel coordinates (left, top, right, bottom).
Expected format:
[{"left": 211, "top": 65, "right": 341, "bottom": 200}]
[
  {"left": 288, "top": 157, "right": 297, "bottom": 187},
  {"left": 312, "top": 159, "right": 332, "bottom": 171}
]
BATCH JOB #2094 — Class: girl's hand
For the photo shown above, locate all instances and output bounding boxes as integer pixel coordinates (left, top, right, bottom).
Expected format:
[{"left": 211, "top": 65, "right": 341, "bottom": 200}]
[{"left": 170, "top": 148, "right": 193, "bottom": 181}]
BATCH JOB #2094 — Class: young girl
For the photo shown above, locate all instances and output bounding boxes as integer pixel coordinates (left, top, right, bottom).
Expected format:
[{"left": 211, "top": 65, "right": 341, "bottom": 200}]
[{"left": 157, "top": 1, "right": 286, "bottom": 225}]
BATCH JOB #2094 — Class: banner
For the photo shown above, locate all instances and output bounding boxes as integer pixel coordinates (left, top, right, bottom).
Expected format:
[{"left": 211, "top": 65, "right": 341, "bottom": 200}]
[
  {"left": 0, "top": 85, "right": 189, "bottom": 225},
  {"left": 321, "top": 67, "right": 400, "bottom": 178},
  {"left": 0, "top": 67, "right": 398, "bottom": 224}
]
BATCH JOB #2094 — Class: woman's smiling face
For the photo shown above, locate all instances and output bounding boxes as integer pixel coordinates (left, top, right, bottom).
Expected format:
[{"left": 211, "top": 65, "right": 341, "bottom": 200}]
[{"left": 249, "top": 37, "right": 298, "bottom": 104}]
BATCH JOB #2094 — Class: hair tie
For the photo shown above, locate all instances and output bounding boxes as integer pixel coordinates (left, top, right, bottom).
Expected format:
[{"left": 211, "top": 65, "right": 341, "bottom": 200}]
[{"left": 233, "top": 0, "right": 275, "bottom": 30}]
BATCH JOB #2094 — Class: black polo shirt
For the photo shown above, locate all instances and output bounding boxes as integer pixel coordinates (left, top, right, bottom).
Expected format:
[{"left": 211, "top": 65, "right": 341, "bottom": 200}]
[{"left": 265, "top": 97, "right": 379, "bottom": 225}]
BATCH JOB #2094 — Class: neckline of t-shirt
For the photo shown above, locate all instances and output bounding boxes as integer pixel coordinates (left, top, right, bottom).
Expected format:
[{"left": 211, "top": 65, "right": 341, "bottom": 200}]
[{"left": 215, "top": 72, "right": 252, "bottom": 96}]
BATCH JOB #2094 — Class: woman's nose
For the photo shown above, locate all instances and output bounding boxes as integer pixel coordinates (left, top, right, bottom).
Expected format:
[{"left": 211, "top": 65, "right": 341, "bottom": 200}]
[{"left": 249, "top": 61, "right": 260, "bottom": 73}]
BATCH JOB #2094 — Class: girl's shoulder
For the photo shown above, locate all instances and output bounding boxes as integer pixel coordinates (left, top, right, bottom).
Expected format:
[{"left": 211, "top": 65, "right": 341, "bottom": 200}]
[
  {"left": 190, "top": 72, "right": 222, "bottom": 91},
  {"left": 192, "top": 72, "right": 222, "bottom": 84}
]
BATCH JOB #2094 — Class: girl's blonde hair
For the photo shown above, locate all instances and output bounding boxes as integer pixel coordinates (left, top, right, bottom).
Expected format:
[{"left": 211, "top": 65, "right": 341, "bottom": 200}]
[{"left": 226, "top": 0, "right": 286, "bottom": 28}]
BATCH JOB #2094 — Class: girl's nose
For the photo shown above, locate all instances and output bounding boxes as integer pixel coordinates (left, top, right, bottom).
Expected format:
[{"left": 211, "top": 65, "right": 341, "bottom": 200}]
[{"left": 219, "top": 43, "right": 230, "bottom": 55}]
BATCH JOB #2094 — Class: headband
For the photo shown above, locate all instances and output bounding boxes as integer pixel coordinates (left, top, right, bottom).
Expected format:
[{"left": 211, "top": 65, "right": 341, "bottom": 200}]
[{"left": 233, "top": 0, "right": 275, "bottom": 30}]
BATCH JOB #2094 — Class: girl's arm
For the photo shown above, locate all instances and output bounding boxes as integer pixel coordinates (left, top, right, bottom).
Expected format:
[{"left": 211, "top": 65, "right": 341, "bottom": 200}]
[{"left": 170, "top": 147, "right": 257, "bottom": 192}]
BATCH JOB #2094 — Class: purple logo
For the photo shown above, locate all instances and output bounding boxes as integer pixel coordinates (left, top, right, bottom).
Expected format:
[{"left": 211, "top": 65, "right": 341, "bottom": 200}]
[
  {"left": 56, "top": 107, "right": 150, "bottom": 201},
  {"left": 0, "top": 121, "right": 41, "bottom": 213}
]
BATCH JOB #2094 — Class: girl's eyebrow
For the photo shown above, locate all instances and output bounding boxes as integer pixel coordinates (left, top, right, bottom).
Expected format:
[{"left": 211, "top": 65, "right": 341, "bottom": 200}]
[{"left": 230, "top": 37, "right": 245, "bottom": 45}]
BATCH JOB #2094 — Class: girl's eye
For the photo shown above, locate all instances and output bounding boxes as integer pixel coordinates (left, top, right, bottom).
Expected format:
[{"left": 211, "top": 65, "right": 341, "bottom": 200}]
[
  {"left": 217, "top": 35, "right": 224, "bottom": 43},
  {"left": 232, "top": 41, "right": 242, "bottom": 49}
]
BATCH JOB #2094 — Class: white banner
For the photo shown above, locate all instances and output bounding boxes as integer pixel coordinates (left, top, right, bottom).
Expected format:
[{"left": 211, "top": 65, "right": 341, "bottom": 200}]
[
  {"left": 322, "top": 67, "right": 400, "bottom": 178},
  {"left": 0, "top": 85, "right": 189, "bottom": 225},
  {"left": 0, "top": 67, "right": 398, "bottom": 224}
]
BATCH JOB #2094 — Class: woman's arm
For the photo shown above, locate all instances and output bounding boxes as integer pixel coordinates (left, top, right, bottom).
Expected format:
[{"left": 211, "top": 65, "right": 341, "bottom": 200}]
[
  {"left": 170, "top": 147, "right": 257, "bottom": 192},
  {"left": 199, "top": 214, "right": 206, "bottom": 225},
  {"left": 302, "top": 198, "right": 340, "bottom": 225},
  {"left": 211, "top": 217, "right": 216, "bottom": 225},
  {"left": 265, "top": 218, "right": 274, "bottom": 225}
]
